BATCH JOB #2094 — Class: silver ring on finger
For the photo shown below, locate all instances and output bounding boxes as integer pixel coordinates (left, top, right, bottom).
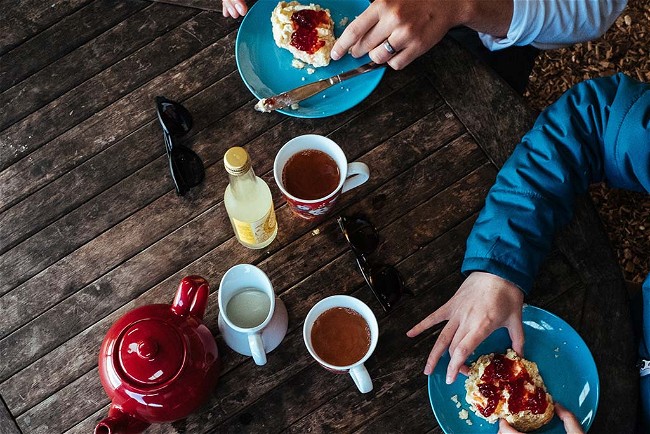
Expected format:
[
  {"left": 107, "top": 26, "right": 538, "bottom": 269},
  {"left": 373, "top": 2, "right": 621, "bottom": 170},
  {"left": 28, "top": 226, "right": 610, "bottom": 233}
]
[{"left": 383, "top": 39, "right": 397, "bottom": 55}]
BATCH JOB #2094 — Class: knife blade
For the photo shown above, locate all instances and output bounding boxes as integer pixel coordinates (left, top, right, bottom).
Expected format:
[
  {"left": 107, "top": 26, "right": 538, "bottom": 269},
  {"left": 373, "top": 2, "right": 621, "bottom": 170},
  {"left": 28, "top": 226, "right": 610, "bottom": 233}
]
[{"left": 254, "top": 61, "right": 382, "bottom": 113}]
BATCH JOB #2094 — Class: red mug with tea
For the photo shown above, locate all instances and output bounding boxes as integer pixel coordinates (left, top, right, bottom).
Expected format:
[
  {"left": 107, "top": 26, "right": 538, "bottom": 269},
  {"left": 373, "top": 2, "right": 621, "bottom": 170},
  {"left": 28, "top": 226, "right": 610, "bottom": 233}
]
[
  {"left": 273, "top": 134, "right": 370, "bottom": 219},
  {"left": 303, "top": 295, "right": 379, "bottom": 393}
]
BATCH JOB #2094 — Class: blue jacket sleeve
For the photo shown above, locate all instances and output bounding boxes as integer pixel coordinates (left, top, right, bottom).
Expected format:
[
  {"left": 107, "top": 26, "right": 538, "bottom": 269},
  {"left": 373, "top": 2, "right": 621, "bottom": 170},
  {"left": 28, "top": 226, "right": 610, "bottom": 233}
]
[{"left": 462, "top": 73, "right": 650, "bottom": 294}]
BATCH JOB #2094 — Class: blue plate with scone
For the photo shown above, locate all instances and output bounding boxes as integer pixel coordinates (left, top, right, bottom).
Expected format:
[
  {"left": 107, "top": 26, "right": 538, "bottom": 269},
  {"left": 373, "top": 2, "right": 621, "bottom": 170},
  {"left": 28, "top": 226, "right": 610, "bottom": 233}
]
[
  {"left": 236, "top": 0, "right": 385, "bottom": 118},
  {"left": 428, "top": 305, "right": 599, "bottom": 433}
]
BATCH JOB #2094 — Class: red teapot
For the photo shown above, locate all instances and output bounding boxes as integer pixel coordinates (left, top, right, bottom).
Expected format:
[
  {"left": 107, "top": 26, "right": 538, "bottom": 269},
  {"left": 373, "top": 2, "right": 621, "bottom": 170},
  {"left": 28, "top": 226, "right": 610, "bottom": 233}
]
[{"left": 95, "top": 276, "right": 220, "bottom": 434}]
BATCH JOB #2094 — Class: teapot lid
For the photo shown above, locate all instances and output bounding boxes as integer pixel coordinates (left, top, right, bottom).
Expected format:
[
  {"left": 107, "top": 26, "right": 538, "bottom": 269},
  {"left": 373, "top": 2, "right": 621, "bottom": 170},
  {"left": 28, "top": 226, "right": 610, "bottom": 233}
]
[{"left": 117, "top": 319, "right": 185, "bottom": 386}]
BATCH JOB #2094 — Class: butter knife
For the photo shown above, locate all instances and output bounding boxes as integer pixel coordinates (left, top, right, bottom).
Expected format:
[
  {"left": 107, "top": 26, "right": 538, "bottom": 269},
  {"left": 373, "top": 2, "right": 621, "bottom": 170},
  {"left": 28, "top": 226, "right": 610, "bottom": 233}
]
[{"left": 254, "top": 61, "right": 382, "bottom": 113}]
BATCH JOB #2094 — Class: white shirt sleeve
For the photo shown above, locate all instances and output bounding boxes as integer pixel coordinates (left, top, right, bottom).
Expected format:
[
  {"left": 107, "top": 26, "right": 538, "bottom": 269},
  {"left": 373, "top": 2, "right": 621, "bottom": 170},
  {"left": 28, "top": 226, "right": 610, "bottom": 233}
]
[{"left": 478, "top": 0, "right": 628, "bottom": 50}]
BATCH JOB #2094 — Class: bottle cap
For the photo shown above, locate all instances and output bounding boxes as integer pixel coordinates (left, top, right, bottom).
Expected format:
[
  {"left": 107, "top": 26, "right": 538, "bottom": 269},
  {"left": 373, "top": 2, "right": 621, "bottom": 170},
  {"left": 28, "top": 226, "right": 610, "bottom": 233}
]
[{"left": 224, "top": 147, "right": 251, "bottom": 175}]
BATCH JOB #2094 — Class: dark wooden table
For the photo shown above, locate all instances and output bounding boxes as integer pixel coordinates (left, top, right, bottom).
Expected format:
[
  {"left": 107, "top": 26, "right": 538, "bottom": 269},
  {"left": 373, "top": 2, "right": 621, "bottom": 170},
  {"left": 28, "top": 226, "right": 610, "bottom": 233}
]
[{"left": 0, "top": 1, "right": 638, "bottom": 433}]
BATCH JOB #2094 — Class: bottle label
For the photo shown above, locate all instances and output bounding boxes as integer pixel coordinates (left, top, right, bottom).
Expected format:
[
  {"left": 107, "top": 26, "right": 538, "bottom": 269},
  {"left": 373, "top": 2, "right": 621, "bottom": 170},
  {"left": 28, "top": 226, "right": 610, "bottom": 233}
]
[{"left": 232, "top": 207, "right": 277, "bottom": 245}]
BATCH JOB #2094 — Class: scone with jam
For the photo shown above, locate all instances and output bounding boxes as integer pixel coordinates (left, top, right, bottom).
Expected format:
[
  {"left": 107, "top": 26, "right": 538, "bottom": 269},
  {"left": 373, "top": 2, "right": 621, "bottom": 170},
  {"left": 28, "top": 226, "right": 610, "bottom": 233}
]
[
  {"left": 271, "top": 1, "right": 335, "bottom": 68},
  {"left": 465, "top": 349, "right": 555, "bottom": 432}
]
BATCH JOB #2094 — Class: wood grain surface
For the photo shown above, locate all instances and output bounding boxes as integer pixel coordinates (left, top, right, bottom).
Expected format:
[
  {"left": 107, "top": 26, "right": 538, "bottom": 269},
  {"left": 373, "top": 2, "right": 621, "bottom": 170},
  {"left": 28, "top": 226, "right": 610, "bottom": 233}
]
[{"left": 0, "top": 1, "right": 637, "bottom": 433}]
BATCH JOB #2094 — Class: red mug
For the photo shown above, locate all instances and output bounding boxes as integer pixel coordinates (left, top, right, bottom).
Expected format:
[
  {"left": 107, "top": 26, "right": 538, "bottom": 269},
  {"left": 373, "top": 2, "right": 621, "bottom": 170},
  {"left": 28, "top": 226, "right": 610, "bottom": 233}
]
[{"left": 273, "top": 134, "right": 370, "bottom": 219}]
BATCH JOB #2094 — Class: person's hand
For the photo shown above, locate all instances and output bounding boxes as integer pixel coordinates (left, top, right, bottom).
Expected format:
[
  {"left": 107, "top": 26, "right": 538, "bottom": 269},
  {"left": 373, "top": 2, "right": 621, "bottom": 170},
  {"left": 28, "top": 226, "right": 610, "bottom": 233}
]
[
  {"left": 330, "top": 0, "right": 457, "bottom": 70},
  {"left": 330, "top": 0, "right": 513, "bottom": 70},
  {"left": 406, "top": 272, "right": 524, "bottom": 383},
  {"left": 222, "top": 0, "right": 248, "bottom": 18},
  {"left": 498, "top": 403, "right": 584, "bottom": 434}
]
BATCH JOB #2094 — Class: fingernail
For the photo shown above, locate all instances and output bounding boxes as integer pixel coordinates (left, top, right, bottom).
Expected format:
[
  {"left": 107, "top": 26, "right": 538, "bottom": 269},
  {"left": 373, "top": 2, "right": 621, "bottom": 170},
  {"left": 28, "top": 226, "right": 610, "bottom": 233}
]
[
  {"left": 331, "top": 49, "right": 340, "bottom": 60},
  {"left": 445, "top": 375, "right": 453, "bottom": 384},
  {"left": 235, "top": 4, "right": 244, "bottom": 14}
]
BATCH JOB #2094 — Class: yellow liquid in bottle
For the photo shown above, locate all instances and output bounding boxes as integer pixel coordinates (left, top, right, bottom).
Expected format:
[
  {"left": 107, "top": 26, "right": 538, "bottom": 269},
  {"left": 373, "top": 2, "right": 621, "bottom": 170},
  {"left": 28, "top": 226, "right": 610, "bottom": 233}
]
[{"left": 224, "top": 175, "right": 277, "bottom": 249}]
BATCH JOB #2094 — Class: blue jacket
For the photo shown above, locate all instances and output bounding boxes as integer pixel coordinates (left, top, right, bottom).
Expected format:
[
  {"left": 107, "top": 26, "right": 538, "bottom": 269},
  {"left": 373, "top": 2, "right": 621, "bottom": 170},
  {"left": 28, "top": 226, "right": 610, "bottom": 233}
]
[
  {"left": 461, "top": 72, "right": 649, "bottom": 426},
  {"left": 462, "top": 73, "right": 649, "bottom": 292}
]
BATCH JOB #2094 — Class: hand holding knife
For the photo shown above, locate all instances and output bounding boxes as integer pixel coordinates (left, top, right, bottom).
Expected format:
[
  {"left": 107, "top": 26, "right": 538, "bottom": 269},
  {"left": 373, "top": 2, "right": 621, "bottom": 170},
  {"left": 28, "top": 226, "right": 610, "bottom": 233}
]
[{"left": 255, "top": 61, "right": 382, "bottom": 113}]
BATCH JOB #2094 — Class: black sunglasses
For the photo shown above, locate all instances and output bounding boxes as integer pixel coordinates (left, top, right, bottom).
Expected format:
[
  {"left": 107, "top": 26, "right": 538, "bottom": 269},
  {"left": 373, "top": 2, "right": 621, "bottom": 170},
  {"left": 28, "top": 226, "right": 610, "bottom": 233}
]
[
  {"left": 337, "top": 215, "right": 408, "bottom": 312},
  {"left": 155, "top": 96, "right": 205, "bottom": 195}
]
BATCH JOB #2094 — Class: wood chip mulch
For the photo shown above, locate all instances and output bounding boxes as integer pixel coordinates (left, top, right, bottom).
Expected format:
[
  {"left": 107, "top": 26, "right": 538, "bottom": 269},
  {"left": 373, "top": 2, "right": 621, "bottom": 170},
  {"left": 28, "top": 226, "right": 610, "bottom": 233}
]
[{"left": 523, "top": 0, "right": 649, "bottom": 285}]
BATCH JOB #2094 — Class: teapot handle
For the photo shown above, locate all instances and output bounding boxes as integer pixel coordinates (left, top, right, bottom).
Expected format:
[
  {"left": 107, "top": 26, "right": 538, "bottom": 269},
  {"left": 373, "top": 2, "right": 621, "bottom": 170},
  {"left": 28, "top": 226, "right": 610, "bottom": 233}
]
[{"left": 172, "top": 276, "right": 209, "bottom": 319}]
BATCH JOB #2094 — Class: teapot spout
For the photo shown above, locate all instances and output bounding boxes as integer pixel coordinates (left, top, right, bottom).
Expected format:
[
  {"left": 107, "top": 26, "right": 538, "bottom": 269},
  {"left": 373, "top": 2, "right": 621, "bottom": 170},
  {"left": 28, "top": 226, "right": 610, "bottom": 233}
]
[{"left": 94, "top": 406, "right": 150, "bottom": 434}]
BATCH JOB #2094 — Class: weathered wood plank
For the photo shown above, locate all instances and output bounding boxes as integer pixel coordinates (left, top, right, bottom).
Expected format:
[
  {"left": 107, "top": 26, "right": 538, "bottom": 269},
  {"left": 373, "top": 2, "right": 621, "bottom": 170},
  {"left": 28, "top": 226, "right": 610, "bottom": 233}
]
[
  {"left": 0, "top": 394, "right": 20, "bottom": 434},
  {"left": 59, "top": 161, "right": 586, "bottom": 433},
  {"left": 291, "top": 272, "right": 586, "bottom": 433},
  {"left": 0, "top": 27, "right": 238, "bottom": 216},
  {"left": 61, "top": 211, "right": 479, "bottom": 433},
  {"left": 151, "top": 0, "right": 222, "bottom": 11},
  {"left": 115, "top": 157, "right": 494, "bottom": 433},
  {"left": 189, "top": 218, "right": 478, "bottom": 434},
  {"left": 419, "top": 37, "right": 538, "bottom": 166},
  {"left": 208, "top": 212, "right": 589, "bottom": 434},
  {"left": 0, "top": 68, "right": 420, "bottom": 336},
  {"left": 0, "top": 2, "right": 199, "bottom": 131},
  {"left": 0, "top": 69, "right": 420, "bottom": 339},
  {"left": 1, "top": 119, "right": 479, "bottom": 422},
  {"left": 0, "top": 53, "right": 418, "bottom": 295},
  {"left": 0, "top": 0, "right": 149, "bottom": 92},
  {"left": 0, "top": 68, "right": 250, "bottom": 301},
  {"left": 17, "top": 368, "right": 106, "bottom": 434},
  {"left": 552, "top": 198, "right": 637, "bottom": 433},
  {"left": 0, "top": 11, "right": 236, "bottom": 174},
  {"left": 286, "top": 325, "right": 443, "bottom": 433},
  {"left": 263, "top": 119, "right": 474, "bottom": 292},
  {"left": 0, "top": 76, "right": 442, "bottom": 394},
  {"left": 353, "top": 384, "right": 443, "bottom": 434},
  {"left": 529, "top": 250, "right": 583, "bottom": 307},
  {"left": 0, "top": 0, "right": 93, "bottom": 55}
]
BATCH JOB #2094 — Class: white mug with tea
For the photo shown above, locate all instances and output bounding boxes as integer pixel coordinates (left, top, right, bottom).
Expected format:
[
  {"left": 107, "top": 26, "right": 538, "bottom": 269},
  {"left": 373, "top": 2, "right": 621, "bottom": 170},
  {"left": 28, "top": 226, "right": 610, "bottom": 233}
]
[
  {"left": 303, "top": 295, "right": 379, "bottom": 393},
  {"left": 218, "top": 264, "right": 288, "bottom": 365},
  {"left": 274, "top": 134, "right": 370, "bottom": 219}
]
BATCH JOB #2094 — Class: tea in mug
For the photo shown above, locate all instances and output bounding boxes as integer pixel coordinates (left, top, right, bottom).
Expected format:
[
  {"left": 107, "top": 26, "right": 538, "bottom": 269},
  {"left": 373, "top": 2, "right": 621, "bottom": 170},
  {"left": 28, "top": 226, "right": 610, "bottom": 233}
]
[
  {"left": 311, "top": 307, "right": 371, "bottom": 366},
  {"left": 226, "top": 288, "right": 271, "bottom": 328},
  {"left": 282, "top": 149, "right": 340, "bottom": 200}
]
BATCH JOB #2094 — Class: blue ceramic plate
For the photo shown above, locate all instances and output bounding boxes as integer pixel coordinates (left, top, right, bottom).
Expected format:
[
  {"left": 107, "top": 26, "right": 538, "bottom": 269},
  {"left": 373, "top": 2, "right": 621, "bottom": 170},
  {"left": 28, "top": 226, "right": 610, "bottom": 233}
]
[
  {"left": 235, "top": 0, "right": 385, "bottom": 118},
  {"left": 428, "top": 305, "right": 599, "bottom": 433}
]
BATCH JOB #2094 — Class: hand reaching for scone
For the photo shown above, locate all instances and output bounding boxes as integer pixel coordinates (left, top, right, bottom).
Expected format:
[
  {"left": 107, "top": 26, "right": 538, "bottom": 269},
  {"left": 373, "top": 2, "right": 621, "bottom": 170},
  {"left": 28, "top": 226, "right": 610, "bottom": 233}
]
[
  {"left": 498, "top": 403, "right": 584, "bottom": 434},
  {"left": 407, "top": 272, "right": 525, "bottom": 384},
  {"left": 223, "top": 0, "right": 248, "bottom": 18}
]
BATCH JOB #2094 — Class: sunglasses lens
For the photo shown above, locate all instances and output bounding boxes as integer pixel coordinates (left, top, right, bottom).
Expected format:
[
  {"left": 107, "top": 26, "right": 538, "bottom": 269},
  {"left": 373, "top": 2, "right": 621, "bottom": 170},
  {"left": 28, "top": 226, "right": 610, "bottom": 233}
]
[
  {"left": 343, "top": 217, "right": 379, "bottom": 254},
  {"left": 169, "top": 146, "right": 205, "bottom": 194},
  {"left": 339, "top": 215, "right": 408, "bottom": 312},
  {"left": 369, "top": 265, "right": 404, "bottom": 306},
  {"left": 157, "top": 97, "right": 193, "bottom": 135}
]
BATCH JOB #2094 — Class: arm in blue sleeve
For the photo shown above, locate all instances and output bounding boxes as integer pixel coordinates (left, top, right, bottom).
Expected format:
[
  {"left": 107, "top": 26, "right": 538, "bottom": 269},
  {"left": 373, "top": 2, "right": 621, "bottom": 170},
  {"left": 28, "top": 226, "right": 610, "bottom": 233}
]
[
  {"left": 479, "top": 0, "right": 627, "bottom": 50},
  {"left": 462, "top": 73, "right": 650, "bottom": 294}
]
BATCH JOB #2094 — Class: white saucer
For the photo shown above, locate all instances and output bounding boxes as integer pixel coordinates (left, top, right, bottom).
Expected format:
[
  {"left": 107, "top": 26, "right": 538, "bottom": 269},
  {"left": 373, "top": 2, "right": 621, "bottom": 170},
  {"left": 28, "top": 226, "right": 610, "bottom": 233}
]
[{"left": 218, "top": 297, "right": 289, "bottom": 357}]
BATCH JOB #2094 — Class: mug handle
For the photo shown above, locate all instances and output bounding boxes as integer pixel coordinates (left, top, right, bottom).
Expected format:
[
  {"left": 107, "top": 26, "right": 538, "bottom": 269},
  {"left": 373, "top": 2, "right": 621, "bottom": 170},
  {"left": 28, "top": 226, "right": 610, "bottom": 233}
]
[
  {"left": 341, "top": 162, "right": 370, "bottom": 194},
  {"left": 248, "top": 332, "right": 267, "bottom": 365},
  {"left": 349, "top": 363, "right": 373, "bottom": 393}
]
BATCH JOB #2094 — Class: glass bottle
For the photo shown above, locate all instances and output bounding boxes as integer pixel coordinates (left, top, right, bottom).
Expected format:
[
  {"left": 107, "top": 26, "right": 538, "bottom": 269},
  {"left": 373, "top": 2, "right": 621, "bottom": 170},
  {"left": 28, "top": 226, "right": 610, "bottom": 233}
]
[{"left": 223, "top": 147, "right": 277, "bottom": 249}]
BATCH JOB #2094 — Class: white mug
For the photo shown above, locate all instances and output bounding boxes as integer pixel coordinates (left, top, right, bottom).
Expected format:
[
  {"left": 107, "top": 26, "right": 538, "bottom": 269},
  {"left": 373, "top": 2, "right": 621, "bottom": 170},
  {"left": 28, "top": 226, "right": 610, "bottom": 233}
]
[
  {"left": 218, "top": 264, "right": 288, "bottom": 365},
  {"left": 274, "top": 134, "right": 370, "bottom": 219},
  {"left": 303, "top": 295, "right": 379, "bottom": 393}
]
